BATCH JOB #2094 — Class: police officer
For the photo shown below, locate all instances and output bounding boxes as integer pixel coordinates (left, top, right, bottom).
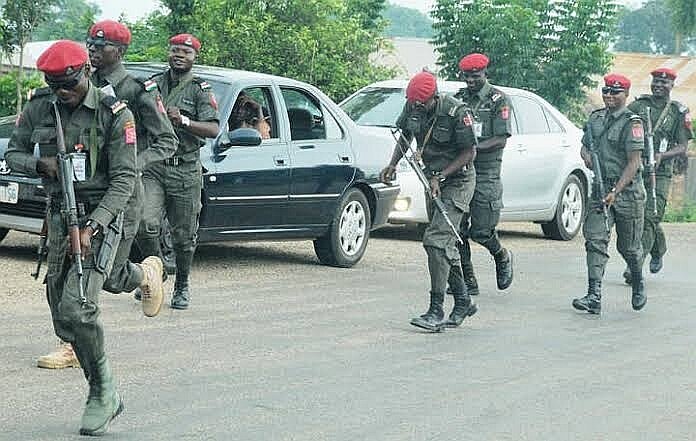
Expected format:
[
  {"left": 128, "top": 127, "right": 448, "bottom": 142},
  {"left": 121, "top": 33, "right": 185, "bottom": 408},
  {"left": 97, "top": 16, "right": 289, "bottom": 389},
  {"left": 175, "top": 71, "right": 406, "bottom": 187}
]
[
  {"left": 573, "top": 74, "right": 647, "bottom": 314},
  {"left": 5, "top": 40, "right": 163, "bottom": 435},
  {"left": 380, "top": 71, "right": 478, "bottom": 331},
  {"left": 452, "top": 53, "right": 513, "bottom": 296},
  {"left": 136, "top": 34, "right": 220, "bottom": 310},
  {"left": 621, "top": 68, "right": 693, "bottom": 282},
  {"left": 36, "top": 20, "right": 178, "bottom": 369}
]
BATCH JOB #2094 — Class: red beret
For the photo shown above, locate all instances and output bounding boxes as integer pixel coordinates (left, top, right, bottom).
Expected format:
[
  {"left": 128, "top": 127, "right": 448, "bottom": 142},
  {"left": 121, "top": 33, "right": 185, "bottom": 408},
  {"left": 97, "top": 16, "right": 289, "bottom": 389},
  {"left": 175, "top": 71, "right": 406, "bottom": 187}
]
[
  {"left": 36, "top": 40, "right": 88, "bottom": 76},
  {"left": 406, "top": 71, "right": 437, "bottom": 103},
  {"left": 604, "top": 73, "right": 631, "bottom": 90},
  {"left": 169, "top": 34, "right": 201, "bottom": 52},
  {"left": 458, "top": 53, "right": 489, "bottom": 72},
  {"left": 89, "top": 20, "right": 131, "bottom": 45},
  {"left": 651, "top": 67, "right": 677, "bottom": 80}
]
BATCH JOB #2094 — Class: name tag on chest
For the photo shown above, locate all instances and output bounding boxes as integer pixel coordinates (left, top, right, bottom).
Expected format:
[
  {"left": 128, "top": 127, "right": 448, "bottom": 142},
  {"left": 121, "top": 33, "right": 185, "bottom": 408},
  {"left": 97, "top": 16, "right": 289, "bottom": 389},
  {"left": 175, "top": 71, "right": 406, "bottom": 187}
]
[
  {"left": 70, "top": 152, "right": 87, "bottom": 182},
  {"left": 474, "top": 122, "right": 483, "bottom": 137}
]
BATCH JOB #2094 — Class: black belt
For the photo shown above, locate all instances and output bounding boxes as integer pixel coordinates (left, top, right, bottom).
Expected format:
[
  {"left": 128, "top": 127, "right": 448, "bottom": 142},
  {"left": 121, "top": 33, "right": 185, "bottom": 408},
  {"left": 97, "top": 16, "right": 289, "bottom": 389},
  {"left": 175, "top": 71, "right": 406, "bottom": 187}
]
[{"left": 163, "top": 156, "right": 189, "bottom": 166}]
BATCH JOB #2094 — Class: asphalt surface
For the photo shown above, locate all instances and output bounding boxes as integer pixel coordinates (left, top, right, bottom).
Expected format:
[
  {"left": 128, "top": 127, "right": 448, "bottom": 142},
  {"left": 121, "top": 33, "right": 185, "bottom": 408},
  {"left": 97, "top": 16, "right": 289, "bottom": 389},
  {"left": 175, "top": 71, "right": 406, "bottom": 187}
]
[{"left": 1, "top": 222, "right": 694, "bottom": 441}]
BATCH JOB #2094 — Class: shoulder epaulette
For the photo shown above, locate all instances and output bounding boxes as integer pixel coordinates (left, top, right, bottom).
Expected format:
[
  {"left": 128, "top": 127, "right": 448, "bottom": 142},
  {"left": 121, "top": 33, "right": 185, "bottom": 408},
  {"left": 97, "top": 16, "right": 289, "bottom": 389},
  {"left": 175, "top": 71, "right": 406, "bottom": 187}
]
[
  {"left": 28, "top": 87, "right": 51, "bottom": 101},
  {"left": 672, "top": 100, "right": 689, "bottom": 114},
  {"left": 488, "top": 87, "right": 506, "bottom": 102},
  {"left": 590, "top": 107, "right": 606, "bottom": 115},
  {"left": 101, "top": 95, "right": 128, "bottom": 114},
  {"left": 193, "top": 77, "right": 212, "bottom": 91},
  {"left": 636, "top": 94, "right": 652, "bottom": 101},
  {"left": 440, "top": 94, "right": 462, "bottom": 117}
]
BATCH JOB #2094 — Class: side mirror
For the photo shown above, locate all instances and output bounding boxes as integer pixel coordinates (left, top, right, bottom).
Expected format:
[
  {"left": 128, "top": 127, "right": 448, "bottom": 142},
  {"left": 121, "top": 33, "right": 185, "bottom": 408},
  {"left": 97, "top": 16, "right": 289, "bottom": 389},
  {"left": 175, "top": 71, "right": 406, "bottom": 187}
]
[{"left": 214, "top": 128, "right": 262, "bottom": 154}]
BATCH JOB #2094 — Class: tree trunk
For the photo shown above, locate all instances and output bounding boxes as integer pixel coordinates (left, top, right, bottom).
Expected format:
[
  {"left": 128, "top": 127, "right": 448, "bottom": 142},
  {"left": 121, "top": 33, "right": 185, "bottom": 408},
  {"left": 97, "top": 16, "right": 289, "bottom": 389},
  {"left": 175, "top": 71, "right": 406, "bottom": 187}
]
[{"left": 15, "top": 44, "right": 24, "bottom": 115}]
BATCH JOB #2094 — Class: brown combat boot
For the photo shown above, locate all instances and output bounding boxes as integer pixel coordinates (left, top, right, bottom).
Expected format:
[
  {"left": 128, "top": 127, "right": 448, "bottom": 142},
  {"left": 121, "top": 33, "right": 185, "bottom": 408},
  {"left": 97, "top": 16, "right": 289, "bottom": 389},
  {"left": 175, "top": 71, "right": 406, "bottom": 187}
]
[
  {"left": 138, "top": 256, "right": 164, "bottom": 317},
  {"left": 37, "top": 341, "right": 80, "bottom": 369}
]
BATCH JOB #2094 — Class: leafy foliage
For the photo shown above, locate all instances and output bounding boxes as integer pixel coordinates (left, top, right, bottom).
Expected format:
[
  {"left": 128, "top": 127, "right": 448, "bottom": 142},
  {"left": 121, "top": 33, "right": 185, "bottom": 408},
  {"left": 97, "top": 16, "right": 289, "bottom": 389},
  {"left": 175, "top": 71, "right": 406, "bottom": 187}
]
[
  {"left": 126, "top": 0, "right": 396, "bottom": 102},
  {"left": 0, "top": 70, "right": 43, "bottom": 116},
  {"left": 432, "top": 0, "right": 618, "bottom": 122},
  {"left": 614, "top": 0, "right": 695, "bottom": 55},
  {"left": 31, "top": 0, "right": 101, "bottom": 43},
  {"left": 383, "top": 3, "right": 433, "bottom": 38},
  {"left": 667, "top": 0, "right": 696, "bottom": 54}
]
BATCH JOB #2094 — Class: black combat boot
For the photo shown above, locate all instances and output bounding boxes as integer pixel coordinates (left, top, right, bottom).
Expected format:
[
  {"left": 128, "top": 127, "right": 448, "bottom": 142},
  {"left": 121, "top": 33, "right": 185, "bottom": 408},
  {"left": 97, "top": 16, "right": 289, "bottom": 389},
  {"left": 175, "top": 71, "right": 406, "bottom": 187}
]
[
  {"left": 572, "top": 279, "right": 602, "bottom": 314},
  {"left": 170, "top": 277, "right": 190, "bottom": 310},
  {"left": 493, "top": 248, "right": 513, "bottom": 290},
  {"left": 410, "top": 291, "right": 445, "bottom": 332},
  {"left": 442, "top": 291, "right": 477, "bottom": 328},
  {"left": 79, "top": 356, "right": 123, "bottom": 436},
  {"left": 649, "top": 255, "right": 663, "bottom": 274},
  {"left": 630, "top": 264, "right": 647, "bottom": 311},
  {"left": 622, "top": 266, "right": 631, "bottom": 285},
  {"left": 461, "top": 259, "right": 479, "bottom": 296}
]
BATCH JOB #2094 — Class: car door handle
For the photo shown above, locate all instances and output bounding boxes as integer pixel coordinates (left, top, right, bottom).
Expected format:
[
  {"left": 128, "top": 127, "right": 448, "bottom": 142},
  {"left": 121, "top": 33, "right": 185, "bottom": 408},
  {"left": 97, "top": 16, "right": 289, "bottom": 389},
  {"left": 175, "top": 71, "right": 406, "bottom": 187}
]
[
  {"left": 338, "top": 154, "right": 352, "bottom": 163},
  {"left": 274, "top": 156, "right": 288, "bottom": 166},
  {"left": 299, "top": 144, "right": 315, "bottom": 150}
]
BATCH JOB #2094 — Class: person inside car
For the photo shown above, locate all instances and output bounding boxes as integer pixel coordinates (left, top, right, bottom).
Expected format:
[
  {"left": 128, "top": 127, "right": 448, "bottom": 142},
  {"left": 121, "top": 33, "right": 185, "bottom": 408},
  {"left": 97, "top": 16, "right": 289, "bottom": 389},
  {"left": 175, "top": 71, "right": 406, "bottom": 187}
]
[{"left": 229, "top": 94, "right": 271, "bottom": 139}]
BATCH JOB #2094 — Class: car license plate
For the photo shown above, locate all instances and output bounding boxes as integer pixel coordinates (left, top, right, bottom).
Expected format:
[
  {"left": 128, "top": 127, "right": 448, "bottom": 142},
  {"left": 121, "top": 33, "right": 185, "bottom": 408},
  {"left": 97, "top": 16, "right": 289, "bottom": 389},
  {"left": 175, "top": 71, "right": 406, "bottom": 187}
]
[{"left": 0, "top": 182, "right": 19, "bottom": 204}]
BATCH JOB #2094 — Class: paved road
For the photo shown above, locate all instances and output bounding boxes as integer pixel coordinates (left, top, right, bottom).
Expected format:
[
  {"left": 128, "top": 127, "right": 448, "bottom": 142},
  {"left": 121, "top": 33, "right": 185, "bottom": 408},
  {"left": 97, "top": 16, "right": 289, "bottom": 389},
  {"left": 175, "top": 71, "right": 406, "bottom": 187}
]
[{"left": 1, "top": 223, "right": 694, "bottom": 441}]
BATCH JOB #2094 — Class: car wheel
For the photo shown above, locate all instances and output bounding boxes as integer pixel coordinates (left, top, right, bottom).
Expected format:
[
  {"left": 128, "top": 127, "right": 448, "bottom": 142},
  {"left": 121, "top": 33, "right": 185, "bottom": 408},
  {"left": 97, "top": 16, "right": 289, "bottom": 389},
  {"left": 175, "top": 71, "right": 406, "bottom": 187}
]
[
  {"left": 541, "top": 174, "right": 585, "bottom": 241},
  {"left": 314, "top": 188, "right": 371, "bottom": 268},
  {"left": 0, "top": 227, "right": 8, "bottom": 243}
]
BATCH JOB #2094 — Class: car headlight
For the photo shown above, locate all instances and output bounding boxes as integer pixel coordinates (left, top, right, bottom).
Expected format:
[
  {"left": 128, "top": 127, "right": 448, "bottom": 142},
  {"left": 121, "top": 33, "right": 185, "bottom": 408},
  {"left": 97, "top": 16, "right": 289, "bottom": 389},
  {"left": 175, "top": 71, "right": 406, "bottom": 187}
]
[{"left": 393, "top": 197, "right": 410, "bottom": 211}]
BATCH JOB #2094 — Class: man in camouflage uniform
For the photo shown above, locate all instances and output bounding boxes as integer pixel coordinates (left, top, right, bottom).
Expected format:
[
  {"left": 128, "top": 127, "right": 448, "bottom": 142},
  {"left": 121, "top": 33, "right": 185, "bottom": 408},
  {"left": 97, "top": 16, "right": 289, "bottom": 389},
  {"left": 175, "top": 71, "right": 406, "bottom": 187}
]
[
  {"left": 37, "top": 20, "right": 178, "bottom": 369},
  {"left": 380, "top": 71, "right": 478, "bottom": 332},
  {"left": 136, "top": 34, "right": 220, "bottom": 310},
  {"left": 573, "top": 74, "right": 647, "bottom": 314},
  {"left": 5, "top": 41, "right": 163, "bottom": 435},
  {"left": 621, "top": 68, "right": 693, "bottom": 282},
  {"left": 451, "top": 53, "right": 513, "bottom": 296}
]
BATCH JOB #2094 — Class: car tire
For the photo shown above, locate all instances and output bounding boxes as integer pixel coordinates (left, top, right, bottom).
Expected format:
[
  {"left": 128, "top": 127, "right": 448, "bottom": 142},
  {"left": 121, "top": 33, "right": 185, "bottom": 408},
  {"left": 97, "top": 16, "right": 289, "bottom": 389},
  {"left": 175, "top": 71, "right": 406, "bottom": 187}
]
[
  {"left": 0, "top": 227, "right": 8, "bottom": 243},
  {"left": 541, "top": 174, "right": 586, "bottom": 241},
  {"left": 314, "top": 188, "right": 371, "bottom": 268}
]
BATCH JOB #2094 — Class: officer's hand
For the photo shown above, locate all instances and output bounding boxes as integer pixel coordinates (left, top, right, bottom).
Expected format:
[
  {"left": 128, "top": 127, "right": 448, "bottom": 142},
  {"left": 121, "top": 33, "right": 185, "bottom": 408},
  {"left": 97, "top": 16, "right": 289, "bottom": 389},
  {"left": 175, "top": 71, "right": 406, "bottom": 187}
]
[
  {"left": 379, "top": 165, "right": 396, "bottom": 184},
  {"left": 36, "top": 157, "right": 58, "bottom": 179},
  {"left": 655, "top": 153, "right": 663, "bottom": 168},
  {"left": 603, "top": 190, "right": 616, "bottom": 206},
  {"left": 167, "top": 107, "right": 183, "bottom": 126},
  {"left": 78, "top": 227, "right": 93, "bottom": 259},
  {"left": 429, "top": 176, "right": 441, "bottom": 198}
]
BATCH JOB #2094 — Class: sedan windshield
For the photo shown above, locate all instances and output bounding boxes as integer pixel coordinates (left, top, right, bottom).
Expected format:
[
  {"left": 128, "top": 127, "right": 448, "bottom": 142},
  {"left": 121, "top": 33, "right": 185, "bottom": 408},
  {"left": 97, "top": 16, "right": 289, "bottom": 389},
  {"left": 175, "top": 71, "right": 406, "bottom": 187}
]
[{"left": 340, "top": 87, "right": 405, "bottom": 127}]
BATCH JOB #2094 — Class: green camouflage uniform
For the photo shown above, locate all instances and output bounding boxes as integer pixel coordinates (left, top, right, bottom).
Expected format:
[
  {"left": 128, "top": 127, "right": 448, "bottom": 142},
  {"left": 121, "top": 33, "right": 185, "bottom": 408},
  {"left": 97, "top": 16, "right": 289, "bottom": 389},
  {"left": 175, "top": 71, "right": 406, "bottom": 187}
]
[
  {"left": 137, "top": 69, "right": 219, "bottom": 296},
  {"left": 627, "top": 96, "right": 693, "bottom": 265},
  {"left": 5, "top": 84, "right": 137, "bottom": 386},
  {"left": 396, "top": 93, "right": 477, "bottom": 299},
  {"left": 583, "top": 107, "right": 646, "bottom": 281},
  {"left": 92, "top": 63, "right": 178, "bottom": 294},
  {"left": 454, "top": 82, "right": 512, "bottom": 267}
]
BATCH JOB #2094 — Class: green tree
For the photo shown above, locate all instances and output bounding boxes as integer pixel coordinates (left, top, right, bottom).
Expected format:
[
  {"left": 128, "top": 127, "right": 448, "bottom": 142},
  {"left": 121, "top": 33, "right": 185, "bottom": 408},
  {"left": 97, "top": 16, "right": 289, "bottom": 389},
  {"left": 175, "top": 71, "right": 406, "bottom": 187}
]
[
  {"left": 0, "top": 70, "right": 43, "bottom": 116},
  {"left": 614, "top": 1, "right": 675, "bottom": 54},
  {"left": 0, "top": 0, "right": 51, "bottom": 113},
  {"left": 432, "top": 0, "right": 617, "bottom": 122},
  {"left": 667, "top": 0, "right": 696, "bottom": 54},
  {"left": 32, "top": 0, "right": 101, "bottom": 42},
  {"left": 383, "top": 3, "right": 433, "bottom": 38},
  {"left": 127, "top": 0, "right": 395, "bottom": 101}
]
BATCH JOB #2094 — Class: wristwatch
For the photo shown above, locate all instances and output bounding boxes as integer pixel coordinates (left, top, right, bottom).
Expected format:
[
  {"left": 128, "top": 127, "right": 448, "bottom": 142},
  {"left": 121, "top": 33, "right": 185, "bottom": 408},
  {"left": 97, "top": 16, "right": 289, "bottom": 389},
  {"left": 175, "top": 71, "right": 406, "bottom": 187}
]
[
  {"left": 85, "top": 220, "right": 100, "bottom": 237},
  {"left": 180, "top": 115, "right": 191, "bottom": 127},
  {"left": 431, "top": 171, "right": 446, "bottom": 183}
]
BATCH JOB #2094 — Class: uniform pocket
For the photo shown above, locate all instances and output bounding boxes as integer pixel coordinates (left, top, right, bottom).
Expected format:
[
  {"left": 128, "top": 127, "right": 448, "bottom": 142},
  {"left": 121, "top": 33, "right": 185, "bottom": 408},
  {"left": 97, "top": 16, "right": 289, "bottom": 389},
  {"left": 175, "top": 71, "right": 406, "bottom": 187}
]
[
  {"left": 31, "top": 127, "right": 56, "bottom": 144},
  {"left": 431, "top": 124, "right": 451, "bottom": 143}
]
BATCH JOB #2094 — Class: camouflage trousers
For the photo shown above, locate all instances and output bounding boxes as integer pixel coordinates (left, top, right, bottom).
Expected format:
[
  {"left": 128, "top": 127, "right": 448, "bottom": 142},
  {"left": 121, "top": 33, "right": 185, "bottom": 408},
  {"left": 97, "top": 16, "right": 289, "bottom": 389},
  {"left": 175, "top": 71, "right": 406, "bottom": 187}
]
[
  {"left": 584, "top": 186, "right": 646, "bottom": 281},
  {"left": 138, "top": 160, "right": 202, "bottom": 280},
  {"left": 422, "top": 170, "right": 475, "bottom": 294},
  {"left": 45, "top": 209, "right": 117, "bottom": 376}
]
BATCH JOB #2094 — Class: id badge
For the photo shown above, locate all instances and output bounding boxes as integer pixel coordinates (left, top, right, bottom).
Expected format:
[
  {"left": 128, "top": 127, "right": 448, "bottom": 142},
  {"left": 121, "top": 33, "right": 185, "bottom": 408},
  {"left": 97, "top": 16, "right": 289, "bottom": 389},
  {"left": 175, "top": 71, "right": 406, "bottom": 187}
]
[
  {"left": 659, "top": 138, "right": 668, "bottom": 153},
  {"left": 70, "top": 152, "right": 87, "bottom": 182},
  {"left": 100, "top": 84, "right": 116, "bottom": 97},
  {"left": 473, "top": 122, "right": 483, "bottom": 138}
]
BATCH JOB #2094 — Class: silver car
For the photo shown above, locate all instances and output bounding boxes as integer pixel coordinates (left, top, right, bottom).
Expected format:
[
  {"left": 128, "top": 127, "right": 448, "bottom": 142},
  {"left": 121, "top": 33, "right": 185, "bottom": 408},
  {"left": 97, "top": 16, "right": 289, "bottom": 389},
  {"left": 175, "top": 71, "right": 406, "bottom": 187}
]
[{"left": 340, "top": 79, "right": 591, "bottom": 240}]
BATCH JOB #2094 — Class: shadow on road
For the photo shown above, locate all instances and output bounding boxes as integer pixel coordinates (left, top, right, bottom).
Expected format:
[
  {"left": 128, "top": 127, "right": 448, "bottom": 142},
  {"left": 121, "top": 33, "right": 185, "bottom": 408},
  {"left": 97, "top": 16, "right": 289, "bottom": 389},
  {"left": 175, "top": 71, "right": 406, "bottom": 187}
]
[
  {"left": 195, "top": 242, "right": 321, "bottom": 267},
  {"left": 373, "top": 223, "right": 549, "bottom": 242}
]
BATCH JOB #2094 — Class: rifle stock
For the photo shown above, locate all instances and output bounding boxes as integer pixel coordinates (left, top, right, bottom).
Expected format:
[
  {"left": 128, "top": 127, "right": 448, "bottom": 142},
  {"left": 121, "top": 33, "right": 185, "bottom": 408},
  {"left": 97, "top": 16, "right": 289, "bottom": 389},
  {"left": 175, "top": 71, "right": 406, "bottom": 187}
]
[
  {"left": 52, "top": 103, "right": 86, "bottom": 305},
  {"left": 389, "top": 128, "right": 464, "bottom": 245},
  {"left": 587, "top": 132, "right": 610, "bottom": 234},
  {"left": 644, "top": 107, "right": 658, "bottom": 215}
]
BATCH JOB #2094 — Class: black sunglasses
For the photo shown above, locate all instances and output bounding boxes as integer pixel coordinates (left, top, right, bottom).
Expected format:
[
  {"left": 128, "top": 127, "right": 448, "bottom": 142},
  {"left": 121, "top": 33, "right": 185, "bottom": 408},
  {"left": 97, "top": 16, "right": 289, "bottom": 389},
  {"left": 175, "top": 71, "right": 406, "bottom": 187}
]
[
  {"left": 45, "top": 70, "right": 84, "bottom": 91},
  {"left": 601, "top": 86, "right": 625, "bottom": 95}
]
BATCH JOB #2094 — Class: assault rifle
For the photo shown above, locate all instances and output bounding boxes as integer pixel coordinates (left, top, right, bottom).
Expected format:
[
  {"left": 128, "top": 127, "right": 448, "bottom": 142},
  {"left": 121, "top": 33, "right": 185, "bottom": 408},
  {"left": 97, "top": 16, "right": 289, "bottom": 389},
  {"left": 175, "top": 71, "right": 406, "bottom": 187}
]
[
  {"left": 587, "top": 132, "right": 610, "bottom": 234},
  {"left": 31, "top": 199, "right": 49, "bottom": 280},
  {"left": 644, "top": 107, "right": 658, "bottom": 215},
  {"left": 53, "top": 103, "right": 86, "bottom": 305},
  {"left": 389, "top": 128, "right": 464, "bottom": 244}
]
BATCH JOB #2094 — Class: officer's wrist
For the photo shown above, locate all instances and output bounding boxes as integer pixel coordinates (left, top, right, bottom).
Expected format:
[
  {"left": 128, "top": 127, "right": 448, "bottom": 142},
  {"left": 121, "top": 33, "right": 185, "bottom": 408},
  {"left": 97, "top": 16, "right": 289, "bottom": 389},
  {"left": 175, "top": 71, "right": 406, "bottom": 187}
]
[{"left": 180, "top": 115, "right": 191, "bottom": 127}]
